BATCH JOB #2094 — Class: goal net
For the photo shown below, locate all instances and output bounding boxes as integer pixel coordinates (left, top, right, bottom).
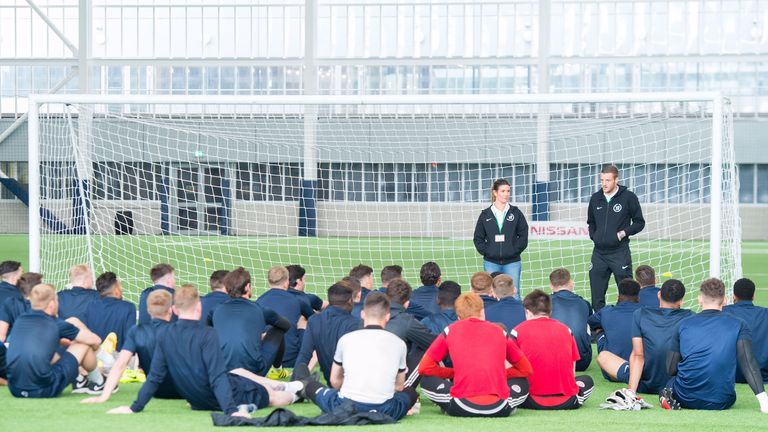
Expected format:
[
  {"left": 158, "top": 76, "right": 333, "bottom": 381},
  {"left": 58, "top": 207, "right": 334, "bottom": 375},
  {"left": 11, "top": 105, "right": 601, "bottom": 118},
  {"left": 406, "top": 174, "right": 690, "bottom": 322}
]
[{"left": 29, "top": 94, "right": 740, "bottom": 308}]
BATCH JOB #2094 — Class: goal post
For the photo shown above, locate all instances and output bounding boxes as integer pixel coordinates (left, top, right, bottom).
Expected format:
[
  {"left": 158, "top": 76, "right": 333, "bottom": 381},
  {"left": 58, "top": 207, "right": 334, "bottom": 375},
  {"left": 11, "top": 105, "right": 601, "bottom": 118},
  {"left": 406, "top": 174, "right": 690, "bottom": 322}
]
[{"left": 27, "top": 92, "right": 740, "bottom": 307}]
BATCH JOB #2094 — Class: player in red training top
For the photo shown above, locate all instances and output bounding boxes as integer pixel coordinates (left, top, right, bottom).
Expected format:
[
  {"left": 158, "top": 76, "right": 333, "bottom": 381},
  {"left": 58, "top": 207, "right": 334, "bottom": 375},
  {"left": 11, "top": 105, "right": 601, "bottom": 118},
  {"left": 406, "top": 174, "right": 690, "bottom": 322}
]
[
  {"left": 418, "top": 292, "right": 533, "bottom": 417},
  {"left": 510, "top": 289, "right": 594, "bottom": 409}
]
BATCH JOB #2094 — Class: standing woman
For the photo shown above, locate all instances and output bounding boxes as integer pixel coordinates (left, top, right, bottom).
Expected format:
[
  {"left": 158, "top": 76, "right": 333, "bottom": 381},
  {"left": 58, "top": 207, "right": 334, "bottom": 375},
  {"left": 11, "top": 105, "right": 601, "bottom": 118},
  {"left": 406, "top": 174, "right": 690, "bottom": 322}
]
[{"left": 473, "top": 179, "right": 529, "bottom": 300}]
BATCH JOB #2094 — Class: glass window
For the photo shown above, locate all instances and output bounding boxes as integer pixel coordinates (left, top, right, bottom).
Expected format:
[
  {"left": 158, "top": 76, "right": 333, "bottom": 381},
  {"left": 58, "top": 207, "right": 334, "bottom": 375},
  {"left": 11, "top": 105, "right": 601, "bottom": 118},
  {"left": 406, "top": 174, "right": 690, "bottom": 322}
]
[
  {"left": 430, "top": 163, "right": 446, "bottom": 202},
  {"left": 739, "top": 164, "right": 755, "bottom": 203},
  {"left": 381, "top": 163, "right": 396, "bottom": 202},
  {"left": 757, "top": 165, "right": 768, "bottom": 204}
]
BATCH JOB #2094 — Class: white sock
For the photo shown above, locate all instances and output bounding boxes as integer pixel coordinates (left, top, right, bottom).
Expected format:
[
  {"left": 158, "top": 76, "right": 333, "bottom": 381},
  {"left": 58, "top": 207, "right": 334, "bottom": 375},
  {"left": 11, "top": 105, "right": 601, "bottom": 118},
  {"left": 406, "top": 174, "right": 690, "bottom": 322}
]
[
  {"left": 87, "top": 368, "right": 104, "bottom": 385},
  {"left": 284, "top": 380, "right": 304, "bottom": 395}
]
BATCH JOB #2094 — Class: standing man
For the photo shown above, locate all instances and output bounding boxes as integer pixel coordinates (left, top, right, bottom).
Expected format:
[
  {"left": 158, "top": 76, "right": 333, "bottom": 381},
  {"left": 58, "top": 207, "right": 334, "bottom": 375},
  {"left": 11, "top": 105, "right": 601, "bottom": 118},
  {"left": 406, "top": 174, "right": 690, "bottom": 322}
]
[{"left": 587, "top": 165, "right": 645, "bottom": 311}]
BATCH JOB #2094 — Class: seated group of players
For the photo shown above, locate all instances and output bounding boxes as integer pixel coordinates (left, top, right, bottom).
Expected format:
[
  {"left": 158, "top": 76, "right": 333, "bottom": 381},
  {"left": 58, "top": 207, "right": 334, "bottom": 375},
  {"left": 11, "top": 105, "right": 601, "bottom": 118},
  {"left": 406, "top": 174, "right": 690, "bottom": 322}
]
[{"left": 1, "top": 259, "right": 767, "bottom": 419}]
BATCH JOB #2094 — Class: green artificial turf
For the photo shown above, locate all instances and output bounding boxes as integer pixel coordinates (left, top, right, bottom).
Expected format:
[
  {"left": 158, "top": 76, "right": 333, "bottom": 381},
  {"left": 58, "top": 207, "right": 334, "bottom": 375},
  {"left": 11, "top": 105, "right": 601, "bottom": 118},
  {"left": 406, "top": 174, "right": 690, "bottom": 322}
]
[{"left": 0, "top": 236, "right": 767, "bottom": 431}]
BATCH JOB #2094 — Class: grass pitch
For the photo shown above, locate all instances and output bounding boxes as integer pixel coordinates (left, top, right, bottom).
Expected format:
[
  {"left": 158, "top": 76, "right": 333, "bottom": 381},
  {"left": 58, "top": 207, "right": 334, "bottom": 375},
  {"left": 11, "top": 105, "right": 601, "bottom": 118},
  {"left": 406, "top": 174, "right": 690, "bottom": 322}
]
[{"left": 0, "top": 236, "right": 767, "bottom": 431}]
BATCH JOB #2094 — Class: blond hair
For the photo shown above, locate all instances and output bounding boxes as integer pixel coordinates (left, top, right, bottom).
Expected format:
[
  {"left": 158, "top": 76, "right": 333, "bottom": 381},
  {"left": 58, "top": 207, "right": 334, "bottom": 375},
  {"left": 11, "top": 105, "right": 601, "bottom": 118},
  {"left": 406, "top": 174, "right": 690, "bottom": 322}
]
[
  {"left": 267, "top": 266, "right": 289, "bottom": 287},
  {"left": 147, "top": 289, "right": 173, "bottom": 319},
  {"left": 470, "top": 272, "right": 493, "bottom": 294},
  {"left": 173, "top": 284, "right": 199, "bottom": 312},
  {"left": 492, "top": 274, "right": 516, "bottom": 298},
  {"left": 29, "top": 283, "right": 56, "bottom": 310},
  {"left": 69, "top": 264, "right": 91, "bottom": 285}
]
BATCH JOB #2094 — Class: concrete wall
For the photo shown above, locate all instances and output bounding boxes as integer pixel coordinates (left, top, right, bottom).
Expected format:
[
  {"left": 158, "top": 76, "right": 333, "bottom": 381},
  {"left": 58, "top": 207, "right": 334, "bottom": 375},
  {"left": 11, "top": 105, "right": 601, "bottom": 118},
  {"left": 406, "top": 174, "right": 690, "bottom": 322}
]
[{"left": 4, "top": 200, "right": 765, "bottom": 240}]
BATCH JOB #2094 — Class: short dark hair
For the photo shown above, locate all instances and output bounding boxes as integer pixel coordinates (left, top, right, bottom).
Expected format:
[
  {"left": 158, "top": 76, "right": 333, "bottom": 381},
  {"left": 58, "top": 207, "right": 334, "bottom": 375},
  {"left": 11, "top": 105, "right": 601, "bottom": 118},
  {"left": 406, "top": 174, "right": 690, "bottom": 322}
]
[
  {"left": 96, "top": 272, "right": 119, "bottom": 297},
  {"left": 549, "top": 268, "right": 571, "bottom": 287},
  {"left": 523, "top": 289, "right": 551, "bottom": 316},
  {"left": 150, "top": 263, "right": 174, "bottom": 283},
  {"left": 223, "top": 267, "right": 250, "bottom": 298},
  {"left": 327, "top": 282, "right": 354, "bottom": 307},
  {"left": 733, "top": 278, "right": 756, "bottom": 301},
  {"left": 700, "top": 278, "right": 725, "bottom": 300},
  {"left": 618, "top": 278, "right": 641, "bottom": 298},
  {"left": 209, "top": 270, "right": 229, "bottom": 292},
  {"left": 660, "top": 279, "right": 686, "bottom": 303},
  {"left": 349, "top": 264, "right": 373, "bottom": 282},
  {"left": 420, "top": 261, "right": 441, "bottom": 286},
  {"left": 17, "top": 272, "right": 43, "bottom": 296},
  {"left": 601, "top": 164, "right": 619, "bottom": 177},
  {"left": 380, "top": 265, "right": 403, "bottom": 286},
  {"left": 437, "top": 281, "right": 461, "bottom": 308},
  {"left": 0, "top": 260, "right": 21, "bottom": 276},
  {"left": 286, "top": 265, "right": 306, "bottom": 288},
  {"left": 386, "top": 279, "right": 412, "bottom": 305},
  {"left": 634, "top": 265, "right": 656, "bottom": 287},
  {"left": 339, "top": 276, "right": 361, "bottom": 296},
  {"left": 364, "top": 291, "right": 390, "bottom": 319}
]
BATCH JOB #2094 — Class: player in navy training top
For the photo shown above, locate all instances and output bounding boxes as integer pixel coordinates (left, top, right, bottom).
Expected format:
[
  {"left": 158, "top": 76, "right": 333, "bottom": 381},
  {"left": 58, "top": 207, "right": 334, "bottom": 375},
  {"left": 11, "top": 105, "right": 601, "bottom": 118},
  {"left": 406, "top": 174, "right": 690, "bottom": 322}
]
[
  {"left": 407, "top": 262, "right": 442, "bottom": 320},
  {"left": 724, "top": 278, "right": 768, "bottom": 383},
  {"left": 0, "top": 261, "right": 23, "bottom": 307},
  {"left": 590, "top": 278, "right": 642, "bottom": 382},
  {"left": 625, "top": 279, "right": 693, "bottom": 395},
  {"left": 256, "top": 266, "right": 314, "bottom": 368},
  {"left": 107, "top": 285, "right": 303, "bottom": 416},
  {"left": 81, "top": 289, "right": 180, "bottom": 403},
  {"left": 57, "top": 264, "right": 100, "bottom": 321},
  {"left": 287, "top": 265, "right": 326, "bottom": 312},
  {"left": 549, "top": 268, "right": 593, "bottom": 372},
  {"left": 661, "top": 278, "right": 768, "bottom": 412},
  {"left": 200, "top": 270, "right": 230, "bottom": 326},
  {"left": 635, "top": 265, "right": 660, "bottom": 308},
  {"left": 293, "top": 281, "right": 361, "bottom": 382},
  {"left": 470, "top": 272, "right": 498, "bottom": 309},
  {"left": 6, "top": 283, "right": 102, "bottom": 398},
  {"left": 486, "top": 275, "right": 525, "bottom": 331},
  {"left": 213, "top": 267, "right": 291, "bottom": 375},
  {"left": 421, "top": 281, "right": 461, "bottom": 334},
  {"left": 0, "top": 272, "right": 42, "bottom": 342},
  {"left": 349, "top": 264, "right": 375, "bottom": 311},
  {"left": 138, "top": 263, "right": 176, "bottom": 325},
  {"left": 85, "top": 272, "right": 136, "bottom": 352}
]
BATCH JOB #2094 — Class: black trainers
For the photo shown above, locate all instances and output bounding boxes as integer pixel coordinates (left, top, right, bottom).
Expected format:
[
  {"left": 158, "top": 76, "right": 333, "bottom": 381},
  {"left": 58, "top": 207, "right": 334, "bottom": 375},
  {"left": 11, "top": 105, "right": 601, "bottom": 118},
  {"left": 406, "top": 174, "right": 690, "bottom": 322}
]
[
  {"left": 72, "top": 375, "right": 89, "bottom": 394},
  {"left": 73, "top": 376, "right": 109, "bottom": 395},
  {"left": 659, "top": 387, "right": 681, "bottom": 410}
]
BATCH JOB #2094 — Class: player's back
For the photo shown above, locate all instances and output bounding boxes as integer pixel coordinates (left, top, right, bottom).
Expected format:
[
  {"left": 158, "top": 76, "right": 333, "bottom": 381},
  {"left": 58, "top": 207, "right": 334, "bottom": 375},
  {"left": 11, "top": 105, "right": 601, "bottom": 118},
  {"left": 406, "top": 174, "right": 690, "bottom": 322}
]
[
  {"left": 256, "top": 288, "right": 310, "bottom": 366},
  {"left": 638, "top": 286, "right": 660, "bottom": 308},
  {"left": 300, "top": 305, "right": 360, "bottom": 382},
  {"left": 125, "top": 319, "right": 179, "bottom": 399},
  {"left": 675, "top": 311, "right": 745, "bottom": 404},
  {"left": 723, "top": 301, "right": 768, "bottom": 382},
  {"left": 632, "top": 307, "right": 693, "bottom": 393},
  {"left": 0, "top": 296, "right": 30, "bottom": 335},
  {"left": 85, "top": 296, "right": 136, "bottom": 350},
  {"left": 550, "top": 290, "right": 592, "bottom": 367},
  {"left": 590, "top": 301, "right": 642, "bottom": 359},
  {"left": 57, "top": 287, "right": 100, "bottom": 321},
  {"left": 138, "top": 285, "right": 175, "bottom": 325},
  {"left": 408, "top": 285, "right": 440, "bottom": 320},
  {"left": 485, "top": 297, "right": 526, "bottom": 332},
  {"left": 420, "top": 308, "right": 457, "bottom": 334},
  {"left": 199, "top": 291, "right": 230, "bottom": 326},
  {"left": 211, "top": 298, "right": 273, "bottom": 373}
]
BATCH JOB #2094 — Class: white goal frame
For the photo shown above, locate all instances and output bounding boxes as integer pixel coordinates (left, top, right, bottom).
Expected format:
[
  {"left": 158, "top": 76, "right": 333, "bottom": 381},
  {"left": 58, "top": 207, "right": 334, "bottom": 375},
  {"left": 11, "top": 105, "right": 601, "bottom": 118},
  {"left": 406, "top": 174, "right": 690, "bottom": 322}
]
[{"left": 27, "top": 92, "right": 739, "bottom": 284}]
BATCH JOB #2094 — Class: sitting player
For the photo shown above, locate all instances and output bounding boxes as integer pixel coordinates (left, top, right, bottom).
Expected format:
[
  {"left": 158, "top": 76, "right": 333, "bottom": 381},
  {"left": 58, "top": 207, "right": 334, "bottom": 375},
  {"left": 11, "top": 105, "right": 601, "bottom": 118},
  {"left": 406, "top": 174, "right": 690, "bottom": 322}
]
[
  {"left": 420, "top": 281, "right": 461, "bottom": 334},
  {"left": 589, "top": 278, "right": 642, "bottom": 382},
  {"left": 635, "top": 265, "right": 660, "bottom": 308},
  {"left": 299, "top": 292, "right": 418, "bottom": 420},
  {"left": 385, "top": 279, "right": 436, "bottom": 387},
  {"left": 626, "top": 279, "right": 693, "bottom": 395},
  {"left": 0, "top": 261, "right": 23, "bottom": 305},
  {"left": 6, "top": 283, "right": 102, "bottom": 398},
  {"left": 85, "top": 272, "right": 137, "bottom": 353},
  {"left": 107, "top": 284, "right": 303, "bottom": 416},
  {"left": 349, "top": 264, "right": 375, "bottom": 302},
  {"left": 58, "top": 264, "right": 100, "bottom": 321},
  {"left": 293, "top": 281, "right": 361, "bottom": 382},
  {"left": 256, "top": 266, "right": 314, "bottom": 369},
  {"left": 287, "top": 264, "right": 326, "bottom": 312},
  {"left": 0, "top": 272, "right": 43, "bottom": 341},
  {"left": 200, "top": 270, "right": 230, "bottom": 326},
  {"left": 419, "top": 292, "right": 532, "bottom": 417},
  {"left": 212, "top": 267, "right": 291, "bottom": 376},
  {"left": 379, "top": 265, "right": 403, "bottom": 293},
  {"left": 81, "top": 290, "right": 180, "bottom": 403},
  {"left": 510, "top": 289, "right": 594, "bottom": 410},
  {"left": 724, "top": 278, "right": 768, "bottom": 383},
  {"left": 485, "top": 274, "right": 525, "bottom": 331},
  {"left": 549, "top": 268, "right": 593, "bottom": 371},
  {"left": 660, "top": 278, "right": 768, "bottom": 412},
  {"left": 407, "top": 261, "right": 442, "bottom": 320},
  {"left": 470, "top": 272, "right": 497, "bottom": 309},
  {"left": 138, "top": 263, "right": 176, "bottom": 325}
]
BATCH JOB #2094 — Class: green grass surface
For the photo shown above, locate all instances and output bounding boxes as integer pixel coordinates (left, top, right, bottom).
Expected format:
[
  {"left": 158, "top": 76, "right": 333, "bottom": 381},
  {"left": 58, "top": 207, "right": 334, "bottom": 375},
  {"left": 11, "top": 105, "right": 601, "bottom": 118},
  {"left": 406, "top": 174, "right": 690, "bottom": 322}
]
[{"left": 0, "top": 236, "right": 767, "bottom": 431}]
